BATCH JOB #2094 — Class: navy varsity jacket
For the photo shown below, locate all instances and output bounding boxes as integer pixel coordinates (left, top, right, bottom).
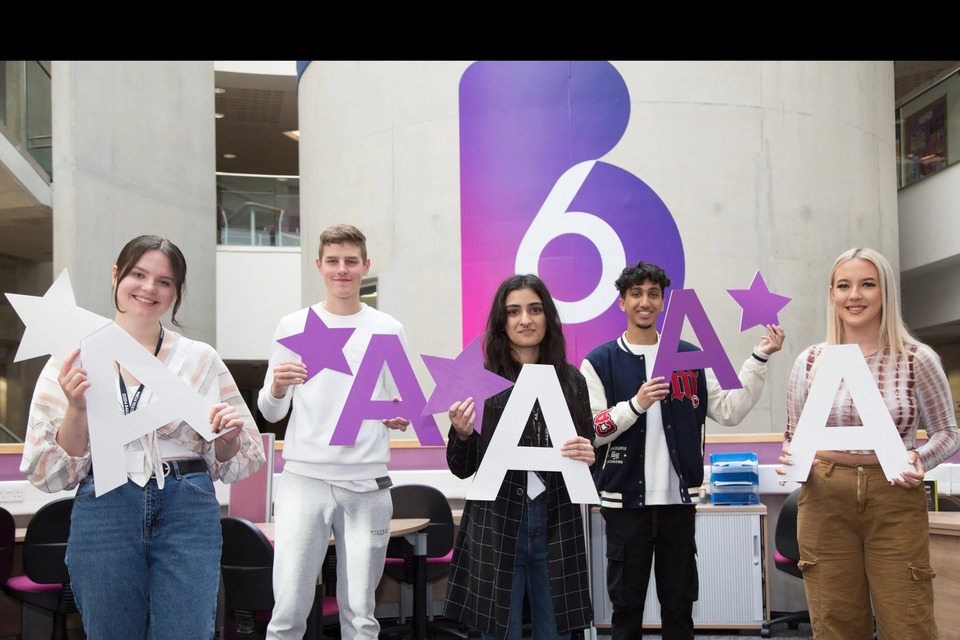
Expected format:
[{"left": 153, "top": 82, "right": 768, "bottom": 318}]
[{"left": 584, "top": 337, "right": 708, "bottom": 508}]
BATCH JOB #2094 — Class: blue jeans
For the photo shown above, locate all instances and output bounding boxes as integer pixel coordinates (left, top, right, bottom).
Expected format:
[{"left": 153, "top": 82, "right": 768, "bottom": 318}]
[
  {"left": 483, "top": 493, "right": 570, "bottom": 640},
  {"left": 67, "top": 469, "right": 222, "bottom": 640}
]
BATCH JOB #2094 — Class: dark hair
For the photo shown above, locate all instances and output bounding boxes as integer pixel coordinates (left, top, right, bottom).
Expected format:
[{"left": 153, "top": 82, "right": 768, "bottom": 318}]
[
  {"left": 113, "top": 235, "right": 187, "bottom": 328},
  {"left": 483, "top": 274, "right": 592, "bottom": 438},
  {"left": 319, "top": 223, "right": 367, "bottom": 262},
  {"left": 614, "top": 260, "right": 671, "bottom": 298}
]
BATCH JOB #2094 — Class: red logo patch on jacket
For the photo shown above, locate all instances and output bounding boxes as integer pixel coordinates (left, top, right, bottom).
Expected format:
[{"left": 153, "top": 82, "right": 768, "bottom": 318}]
[
  {"left": 595, "top": 409, "right": 617, "bottom": 436},
  {"left": 671, "top": 370, "right": 700, "bottom": 408}
]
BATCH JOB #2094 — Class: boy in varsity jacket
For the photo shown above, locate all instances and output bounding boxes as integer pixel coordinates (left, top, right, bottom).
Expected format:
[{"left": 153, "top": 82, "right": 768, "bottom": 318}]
[{"left": 580, "top": 260, "right": 784, "bottom": 640}]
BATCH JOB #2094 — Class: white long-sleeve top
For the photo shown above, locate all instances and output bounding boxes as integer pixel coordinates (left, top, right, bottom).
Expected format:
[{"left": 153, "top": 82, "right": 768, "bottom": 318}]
[{"left": 258, "top": 302, "right": 406, "bottom": 484}]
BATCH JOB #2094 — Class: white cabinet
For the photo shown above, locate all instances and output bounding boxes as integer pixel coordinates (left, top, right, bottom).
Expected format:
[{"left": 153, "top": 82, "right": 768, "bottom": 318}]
[{"left": 588, "top": 504, "right": 769, "bottom": 631}]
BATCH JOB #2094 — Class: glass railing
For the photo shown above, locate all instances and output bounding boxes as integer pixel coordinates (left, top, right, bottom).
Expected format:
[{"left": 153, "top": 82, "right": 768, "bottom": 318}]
[
  {"left": 897, "top": 66, "right": 960, "bottom": 190},
  {"left": 0, "top": 60, "right": 52, "bottom": 177},
  {"left": 217, "top": 173, "right": 300, "bottom": 247},
  {"left": 0, "top": 421, "right": 23, "bottom": 444}
]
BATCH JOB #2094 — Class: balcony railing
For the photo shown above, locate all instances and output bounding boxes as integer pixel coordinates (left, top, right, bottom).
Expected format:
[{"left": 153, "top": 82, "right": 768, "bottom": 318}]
[
  {"left": 897, "top": 65, "right": 960, "bottom": 190},
  {"left": 217, "top": 173, "right": 300, "bottom": 247},
  {"left": 0, "top": 60, "right": 52, "bottom": 178}
]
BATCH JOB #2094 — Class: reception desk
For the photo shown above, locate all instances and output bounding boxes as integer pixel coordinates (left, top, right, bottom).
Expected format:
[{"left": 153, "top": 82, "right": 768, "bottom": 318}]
[{"left": 930, "top": 512, "right": 960, "bottom": 640}]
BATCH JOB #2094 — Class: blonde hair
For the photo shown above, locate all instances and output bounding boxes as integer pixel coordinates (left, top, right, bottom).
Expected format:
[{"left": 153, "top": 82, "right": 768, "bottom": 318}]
[{"left": 826, "top": 247, "right": 919, "bottom": 357}]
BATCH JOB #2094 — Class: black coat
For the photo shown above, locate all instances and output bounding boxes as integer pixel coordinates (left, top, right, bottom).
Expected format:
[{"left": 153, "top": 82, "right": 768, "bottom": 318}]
[{"left": 443, "top": 364, "right": 594, "bottom": 638}]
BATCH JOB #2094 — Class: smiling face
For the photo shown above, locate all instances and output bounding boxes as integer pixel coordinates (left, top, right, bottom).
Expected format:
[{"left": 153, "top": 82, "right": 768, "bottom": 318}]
[
  {"left": 112, "top": 249, "right": 177, "bottom": 324},
  {"left": 830, "top": 257, "right": 883, "bottom": 337},
  {"left": 619, "top": 279, "right": 664, "bottom": 340},
  {"left": 316, "top": 241, "right": 370, "bottom": 310},
  {"left": 504, "top": 287, "right": 546, "bottom": 364}
]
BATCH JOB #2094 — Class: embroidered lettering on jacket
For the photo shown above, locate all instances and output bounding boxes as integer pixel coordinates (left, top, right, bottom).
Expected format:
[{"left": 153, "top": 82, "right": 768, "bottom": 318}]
[
  {"left": 671, "top": 370, "right": 700, "bottom": 408},
  {"left": 595, "top": 409, "right": 617, "bottom": 436},
  {"left": 604, "top": 445, "right": 628, "bottom": 465}
]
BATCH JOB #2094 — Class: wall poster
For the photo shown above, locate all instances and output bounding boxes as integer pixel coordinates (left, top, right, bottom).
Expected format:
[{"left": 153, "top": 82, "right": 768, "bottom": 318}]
[{"left": 903, "top": 95, "right": 947, "bottom": 186}]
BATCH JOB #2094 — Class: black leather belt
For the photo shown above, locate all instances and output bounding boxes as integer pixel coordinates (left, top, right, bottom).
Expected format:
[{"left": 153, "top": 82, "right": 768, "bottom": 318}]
[{"left": 156, "top": 458, "right": 207, "bottom": 478}]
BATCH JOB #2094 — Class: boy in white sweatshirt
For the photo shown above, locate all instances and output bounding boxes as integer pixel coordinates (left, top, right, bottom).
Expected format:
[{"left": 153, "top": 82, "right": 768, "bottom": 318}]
[{"left": 259, "top": 223, "right": 410, "bottom": 640}]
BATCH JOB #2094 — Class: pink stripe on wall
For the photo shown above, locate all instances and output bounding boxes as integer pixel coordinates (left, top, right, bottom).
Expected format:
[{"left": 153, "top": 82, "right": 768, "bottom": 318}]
[{"left": 3, "top": 438, "right": 957, "bottom": 481}]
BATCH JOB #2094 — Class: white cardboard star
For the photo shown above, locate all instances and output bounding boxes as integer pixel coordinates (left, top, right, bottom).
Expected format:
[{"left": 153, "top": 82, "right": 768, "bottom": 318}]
[
  {"left": 8, "top": 269, "right": 231, "bottom": 497},
  {"left": 5, "top": 269, "right": 112, "bottom": 362}
]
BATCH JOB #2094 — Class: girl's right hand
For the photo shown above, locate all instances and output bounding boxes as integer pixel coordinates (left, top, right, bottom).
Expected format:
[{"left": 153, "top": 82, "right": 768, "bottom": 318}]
[
  {"left": 775, "top": 445, "right": 792, "bottom": 477},
  {"left": 776, "top": 445, "right": 817, "bottom": 485},
  {"left": 58, "top": 348, "right": 90, "bottom": 410},
  {"left": 448, "top": 398, "right": 476, "bottom": 440}
]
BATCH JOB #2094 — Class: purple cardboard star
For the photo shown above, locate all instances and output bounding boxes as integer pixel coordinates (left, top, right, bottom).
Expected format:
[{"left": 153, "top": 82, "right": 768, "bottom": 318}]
[
  {"left": 277, "top": 307, "right": 355, "bottom": 382},
  {"left": 726, "top": 271, "right": 791, "bottom": 332},
  {"left": 421, "top": 334, "right": 514, "bottom": 434}
]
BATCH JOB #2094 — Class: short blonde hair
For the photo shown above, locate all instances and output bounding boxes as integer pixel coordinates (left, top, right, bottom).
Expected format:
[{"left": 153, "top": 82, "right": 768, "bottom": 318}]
[{"left": 826, "top": 247, "right": 919, "bottom": 357}]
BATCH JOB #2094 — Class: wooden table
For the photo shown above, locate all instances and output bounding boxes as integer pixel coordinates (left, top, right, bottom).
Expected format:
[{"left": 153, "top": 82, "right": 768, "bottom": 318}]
[
  {"left": 258, "top": 517, "right": 431, "bottom": 640},
  {"left": 255, "top": 517, "right": 428, "bottom": 544},
  {"left": 929, "top": 512, "right": 960, "bottom": 640}
]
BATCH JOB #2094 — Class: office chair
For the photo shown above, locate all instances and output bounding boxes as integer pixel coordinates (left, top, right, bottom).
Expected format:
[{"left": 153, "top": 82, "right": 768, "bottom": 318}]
[
  {"left": 0, "top": 506, "right": 15, "bottom": 593},
  {"left": 220, "top": 515, "right": 339, "bottom": 640},
  {"left": 938, "top": 494, "right": 960, "bottom": 511},
  {"left": 1, "top": 497, "right": 79, "bottom": 640},
  {"left": 379, "top": 484, "right": 469, "bottom": 640},
  {"left": 761, "top": 488, "right": 810, "bottom": 637}
]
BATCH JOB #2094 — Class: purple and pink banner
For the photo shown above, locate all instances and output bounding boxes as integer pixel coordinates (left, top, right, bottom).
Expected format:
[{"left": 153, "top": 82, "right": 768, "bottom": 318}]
[{"left": 459, "top": 61, "right": 685, "bottom": 364}]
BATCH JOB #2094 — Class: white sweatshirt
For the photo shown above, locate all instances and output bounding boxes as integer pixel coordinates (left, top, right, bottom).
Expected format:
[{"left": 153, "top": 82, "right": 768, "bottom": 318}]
[{"left": 258, "top": 302, "right": 406, "bottom": 482}]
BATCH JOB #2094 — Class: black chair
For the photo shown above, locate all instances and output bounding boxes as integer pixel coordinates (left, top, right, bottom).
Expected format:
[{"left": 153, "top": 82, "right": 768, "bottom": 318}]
[
  {"left": 1, "top": 497, "right": 78, "bottom": 640},
  {"left": 0, "top": 505, "right": 15, "bottom": 593},
  {"left": 938, "top": 494, "right": 960, "bottom": 511},
  {"left": 220, "top": 515, "right": 339, "bottom": 640},
  {"left": 379, "top": 484, "right": 469, "bottom": 640},
  {"left": 761, "top": 488, "right": 810, "bottom": 637}
]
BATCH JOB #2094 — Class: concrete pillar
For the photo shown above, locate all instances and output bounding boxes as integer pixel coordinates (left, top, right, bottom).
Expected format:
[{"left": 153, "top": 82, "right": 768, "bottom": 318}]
[{"left": 51, "top": 61, "right": 217, "bottom": 345}]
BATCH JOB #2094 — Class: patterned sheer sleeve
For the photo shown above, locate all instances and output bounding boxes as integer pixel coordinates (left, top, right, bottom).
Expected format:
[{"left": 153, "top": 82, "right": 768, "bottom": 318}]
[
  {"left": 20, "top": 357, "right": 92, "bottom": 493},
  {"left": 913, "top": 344, "right": 960, "bottom": 471},
  {"left": 208, "top": 353, "right": 265, "bottom": 483},
  {"left": 784, "top": 347, "right": 816, "bottom": 450}
]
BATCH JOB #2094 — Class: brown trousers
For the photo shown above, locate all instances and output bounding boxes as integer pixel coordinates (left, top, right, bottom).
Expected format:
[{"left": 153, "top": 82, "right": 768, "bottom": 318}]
[{"left": 797, "top": 460, "right": 937, "bottom": 640}]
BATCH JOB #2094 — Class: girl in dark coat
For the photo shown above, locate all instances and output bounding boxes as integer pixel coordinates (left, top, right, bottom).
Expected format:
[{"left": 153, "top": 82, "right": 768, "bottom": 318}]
[{"left": 444, "top": 274, "right": 596, "bottom": 640}]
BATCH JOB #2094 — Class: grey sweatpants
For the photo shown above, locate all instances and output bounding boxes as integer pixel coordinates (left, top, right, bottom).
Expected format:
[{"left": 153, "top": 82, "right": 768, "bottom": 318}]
[{"left": 266, "top": 471, "right": 393, "bottom": 640}]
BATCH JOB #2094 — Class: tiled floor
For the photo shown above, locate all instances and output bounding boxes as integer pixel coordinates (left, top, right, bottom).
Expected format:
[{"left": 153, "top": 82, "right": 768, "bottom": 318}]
[
  {"left": 385, "top": 620, "right": 816, "bottom": 639},
  {"left": 597, "top": 631, "right": 813, "bottom": 639},
  {"left": 515, "top": 624, "right": 817, "bottom": 639},
  {"left": 592, "top": 627, "right": 814, "bottom": 639}
]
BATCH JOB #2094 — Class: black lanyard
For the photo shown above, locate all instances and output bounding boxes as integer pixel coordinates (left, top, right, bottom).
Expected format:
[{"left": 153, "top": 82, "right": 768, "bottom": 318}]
[{"left": 118, "top": 326, "right": 165, "bottom": 415}]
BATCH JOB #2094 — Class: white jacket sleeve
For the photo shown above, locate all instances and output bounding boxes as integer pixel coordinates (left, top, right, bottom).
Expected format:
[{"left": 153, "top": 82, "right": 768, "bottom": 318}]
[
  {"left": 706, "top": 349, "right": 770, "bottom": 426},
  {"left": 580, "top": 359, "right": 645, "bottom": 447}
]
